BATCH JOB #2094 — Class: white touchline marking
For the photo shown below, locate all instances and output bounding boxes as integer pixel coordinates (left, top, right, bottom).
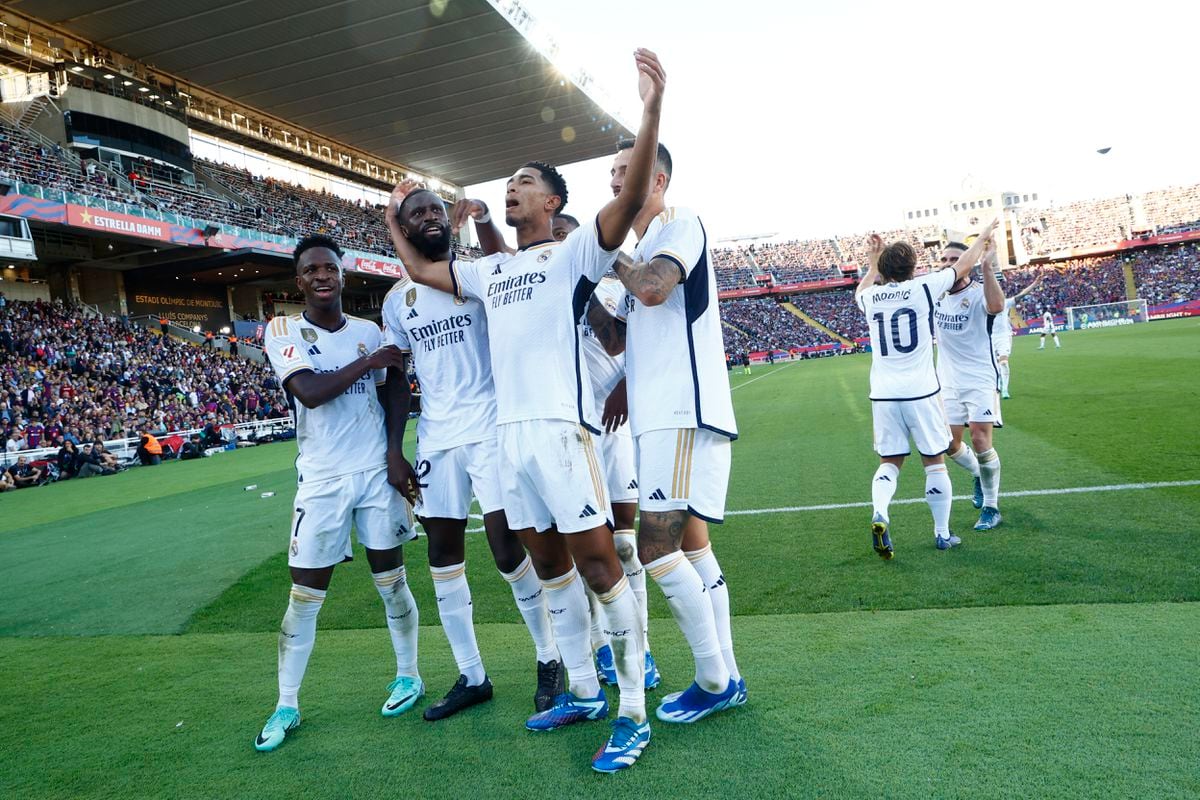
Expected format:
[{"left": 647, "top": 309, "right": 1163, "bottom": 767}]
[
  {"left": 731, "top": 360, "right": 797, "bottom": 391},
  {"left": 723, "top": 480, "right": 1200, "bottom": 516}
]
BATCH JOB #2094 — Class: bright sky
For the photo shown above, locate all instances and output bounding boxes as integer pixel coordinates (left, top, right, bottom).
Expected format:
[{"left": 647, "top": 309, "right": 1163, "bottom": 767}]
[{"left": 468, "top": 0, "right": 1200, "bottom": 244}]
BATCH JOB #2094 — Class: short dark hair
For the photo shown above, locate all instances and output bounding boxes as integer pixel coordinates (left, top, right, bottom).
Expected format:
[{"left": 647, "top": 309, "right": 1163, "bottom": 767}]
[
  {"left": 616, "top": 139, "right": 673, "bottom": 186},
  {"left": 878, "top": 242, "right": 918, "bottom": 282},
  {"left": 397, "top": 188, "right": 444, "bottom": 221},
  {"left": 553, "top": 213, "right": 580, "bottom": 229},
  {"left": 522, "top": 161, "right": 568, "bottom": 214},
  {"left": 293, "top": 234, "right": 343, "bottom": 268},
  {"left": 944, "top": 241, "right": 968, "bottom": 252}
]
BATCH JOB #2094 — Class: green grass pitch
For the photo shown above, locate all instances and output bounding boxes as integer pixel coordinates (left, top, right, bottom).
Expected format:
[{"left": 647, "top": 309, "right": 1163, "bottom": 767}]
[{"left": 2, "top": 318, "right": 1198, "bottom": 799}]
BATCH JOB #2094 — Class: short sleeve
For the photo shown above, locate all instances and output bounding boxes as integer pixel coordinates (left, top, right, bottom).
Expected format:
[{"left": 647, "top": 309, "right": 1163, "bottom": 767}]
[
  {"left": 364, "top": 324, "right": 387, "bottom": 386},
  {"left": 855, "top": 287, "right": 870, "bottom": 313},
  {"left": 595, "top": 278, "right": 627, "bottom": 322},
  {"left": 563, "top": 215, "right": 620, "bottom": 283},
  {"left": 450, "top": 255, "right": 485, "bottom": 301},
  {"left": 381, "top": 285, "right": 412, "bottom": 352},
  {"left": 921, "top": 267, "right": 956, "bottom": 298},
  {"left": 651, "top": 209, "right": 705, "bottom": 279},
  {"left": 263, "top": 317, "right": 313, "bottom": 387}
]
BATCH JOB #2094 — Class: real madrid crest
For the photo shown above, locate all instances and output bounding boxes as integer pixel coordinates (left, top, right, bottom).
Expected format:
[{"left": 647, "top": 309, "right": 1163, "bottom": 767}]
[
  {"left": 537, "top": 251, "right": 551, "bottom": 263},
  {"left": 960, "top": 297, "right": 970, "bottom": 309},
  {"left": 358, "top": 343, "right": 369, "bottom": 357},
  {"left": 453, "top": 295, "right": 466, "bottom": 306},
  {"left": 405, "top": 287, "right": 417, "bottom": 307},
  {"left": 301, "top": 328, "right": 318, "bottom": 343}
]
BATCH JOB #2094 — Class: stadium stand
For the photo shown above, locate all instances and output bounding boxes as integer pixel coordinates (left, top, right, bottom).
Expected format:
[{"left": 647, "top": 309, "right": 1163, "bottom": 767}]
[
  {"left": 720, "top": 297, "right": 844, "bottom": 352},
  {"left": 0, "top": 298, "right": 289, "bottom": 462}
]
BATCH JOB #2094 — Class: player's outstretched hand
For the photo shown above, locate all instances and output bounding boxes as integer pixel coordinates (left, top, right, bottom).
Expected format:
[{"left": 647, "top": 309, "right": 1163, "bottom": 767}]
[
  {"left": 387, "top": 450, "right": 422, "bottom": 505},
  {"left": 982, "top": 236, "right": 996, "bottom": 261},
  {"left": 980, "top": 217, "right": 1000, "bottom": 238},
  {"left": 450, "top": 199, "right": 488, "bottom": 235},
  {"left": 601, "top": 379, "right": 629, "bottom": 433},
  {"left": 866, "top": 233, "right": 884, "bottom": 258},
  {"left": 366, "top": 344, "right": 407, "bottom": 371},
  {"left": 387, "top": 179, "right": 421, "bottom": 223},
  {"left": 635, "top": 48, "right": 665, "bottom": 112}
]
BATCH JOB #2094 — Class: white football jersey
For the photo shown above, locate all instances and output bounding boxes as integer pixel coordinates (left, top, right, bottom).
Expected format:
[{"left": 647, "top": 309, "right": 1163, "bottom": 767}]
[
  {"left": 622, "top": 207, "right": 737, "bottom": 439},
  {"left": 451, "top": 216, "right": 617, "bottom": 431},
  {"left": 382, "top": 275, "right": 496, "bottom": 452},
  {"left": 857, "top": 267, "right": 956, "bottom": 400},
  {"left": 1043, "top": 311, "right": 1057, "bottom": 333},
  {"left": 935, "top": 280, "right": 1000, "bottom": 391},
  {"left": 992, "top": 297, "right": 1016, "bottom": 339},
  {"left": 264, "top": 313, "right": 387, "bottom": 483},
  {"left": 580, "top": 275, "right": 627, "bottom": 402}
]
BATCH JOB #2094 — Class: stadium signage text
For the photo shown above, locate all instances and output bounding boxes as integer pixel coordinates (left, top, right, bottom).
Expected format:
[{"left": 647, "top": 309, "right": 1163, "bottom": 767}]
[{"left": 67, "top": 205, "right": 171, "bottom": 242}]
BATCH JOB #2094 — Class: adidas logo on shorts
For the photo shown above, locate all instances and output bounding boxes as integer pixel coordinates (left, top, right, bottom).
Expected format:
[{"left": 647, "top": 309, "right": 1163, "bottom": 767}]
[
  {"left": 648, "top": 488, "right": 667, "bottom": 501},
  {"left": 982, "top": 409, "right": 992, "bottom": 416},
  {"left": 627, "top": 479, "right": 638, "bottom": 491},
  {"left": 579, "top": 504, "right": 597, "bottom": 518}
]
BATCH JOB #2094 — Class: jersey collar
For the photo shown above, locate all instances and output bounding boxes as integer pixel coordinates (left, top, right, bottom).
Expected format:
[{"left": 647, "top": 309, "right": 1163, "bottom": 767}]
[
  {"left": 301, "top": 312, "right": 348, "bottom": 333},
  {"left": 518, "top": 239, "right": 556, "bottom": 251}
]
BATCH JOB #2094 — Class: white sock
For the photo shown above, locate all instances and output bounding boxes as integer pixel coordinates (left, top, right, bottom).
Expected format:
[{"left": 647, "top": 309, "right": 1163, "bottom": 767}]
[
  {"left": 999, "top": 362, "right": 1010, "bottom": 393},
  {"left": 948, "top": 443, "right": 981, "bottom": 478},
  {"left": 686, "top": 544, "right": 740, "bottom": 682},
  {"left": 645, "top": 551, "right": 730, "bottom": 693},
  {"left": 373, "top": 567, "right": 419, "bottom": 679},
  {"left": 924, "top": 464, "right": 953, "bottom": 537},
  {"left": 978, "top": 448, "right": 1001, "bottom": 508},
  {"left": 430, "top": 563, "right": 485, "bottom": 686},
  {"left": 596, "top": 576, "right": 646, "bottom": 722},
  {"left": 613, "top": 530, "right": 649, "bottom": 651},
  {"left": 500, "top": 557, "right": 558, "bottom": 663},
  {"left": 1054, "top": 335, "right": 1061, "bottom": 347},
  {"left": 871, "top": 463, "right": 900, "bottom": 520},
  {"left": 542, "top": 569, "right": 601, "bottom": 698},
  {"left": 585, "top": 584, "right": 608, "bottom": 651},
  {"left": 277, "top": 584, "right": 326, "bottom": 710},
  {"left": 1038, "top": 338, "right": 1045, "bottom": 349}
]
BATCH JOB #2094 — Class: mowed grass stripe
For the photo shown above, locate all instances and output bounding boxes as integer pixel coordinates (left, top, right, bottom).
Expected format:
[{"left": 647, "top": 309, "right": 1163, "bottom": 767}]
[{"left": 2, "top": 603, "right": 1197, "bottom": 800}]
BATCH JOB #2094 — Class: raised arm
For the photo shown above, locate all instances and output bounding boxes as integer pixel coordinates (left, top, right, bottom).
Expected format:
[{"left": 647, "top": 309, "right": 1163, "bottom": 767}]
[
  {"left": 949, "top": 218, "right": 1000, "bottom": 282},
  {"left": 981, "top": 238, "right": 1005, "bottom": 314},
  {"left": 1013, "top": 273, "right": 1042, "bottom": 300},
  {"left": 587, "top": 292, "right": 627, "bottom": 355},
  {"left": 596, "top": 49, "right": 666, "bottom": 250},
  {"left": 855, "top": 233, "right": 884, "bottom": 298},
  {"left": 385, "top": 180, "right": 455, "bottom": 293},
  {"left": 287, "top": 346, "right": 406, "bottom": 409},
  {"left": 451, "top": 199, "right": 514, "bottom": 256}
]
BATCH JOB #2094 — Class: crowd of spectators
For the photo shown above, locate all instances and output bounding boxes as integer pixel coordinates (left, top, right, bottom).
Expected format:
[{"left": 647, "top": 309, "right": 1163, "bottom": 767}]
[
  {"left": 720, "top": 297, "right": 842, "bottom": 352},
  {"left": 1, "top": 298, "right": 290, "bottom": 478},
  {"left": 999, "top": 257, "right": 1126, "bottom": 316},
  {"left": 1125, "top": 242, "right": 1200, "bottom": 305}
]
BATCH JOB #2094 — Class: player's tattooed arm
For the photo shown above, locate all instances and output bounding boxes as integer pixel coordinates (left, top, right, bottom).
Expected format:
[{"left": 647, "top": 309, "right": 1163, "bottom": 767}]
[
  {"left": 981, "top": 238, "right": 1005, "bottom": 314},
  {"left": 451, "top": 199, "right": 514, "bottom": 256},
  {"left": 385, "top": 180, "right": 455, "bottom": 293},
  {"left": 614, "top": 251, "right": 681, "bottom": 307},
  {"left": 596, "top": 49, "right": 666, "bottom": 249},
  {"left": 587, "top": 293, "right": 626, "bottom": 355},
  {"left": 287, "top": 345, "right": 407, "bottom": 409}
]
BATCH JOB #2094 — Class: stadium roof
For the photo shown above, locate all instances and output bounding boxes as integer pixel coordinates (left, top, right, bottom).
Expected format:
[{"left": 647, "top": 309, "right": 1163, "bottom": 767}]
[{"left": 13, "top": 0, "right": 633, "bottom": 186}]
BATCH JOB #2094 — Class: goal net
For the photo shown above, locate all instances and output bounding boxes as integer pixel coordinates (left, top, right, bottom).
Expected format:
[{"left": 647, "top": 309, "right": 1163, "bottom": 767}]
[{"left": 1066, "top": 299, "right": 1149, "bottom": 331}]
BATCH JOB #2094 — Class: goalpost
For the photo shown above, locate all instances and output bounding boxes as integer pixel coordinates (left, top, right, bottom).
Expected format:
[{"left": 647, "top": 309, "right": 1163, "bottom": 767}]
[{"left": 1065, "top": 299, "right": 1149, "bottom": 331}]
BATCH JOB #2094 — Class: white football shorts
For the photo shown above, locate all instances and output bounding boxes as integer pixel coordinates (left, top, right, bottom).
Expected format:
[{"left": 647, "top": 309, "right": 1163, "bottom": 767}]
[
  {"left": 288, "top": 466, "right": 416, "bottom": 569},
  {"left": 496, "top": 420, "right": 610, "bottom": 534},
  {"left": 414, "top": 436, "right": 504, "bottom": 520},
  {"left": 871, "top": 395, "right": 952, "bottom": 458},
  {"left": 601, "top": 423, "right": 639, "bottom": 505},
  {"left": 942, "top": 385, "right": 1004, "bottom": 428},
  {"left": 635, "top": 427, "right": 732, "bottom": 524}
]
